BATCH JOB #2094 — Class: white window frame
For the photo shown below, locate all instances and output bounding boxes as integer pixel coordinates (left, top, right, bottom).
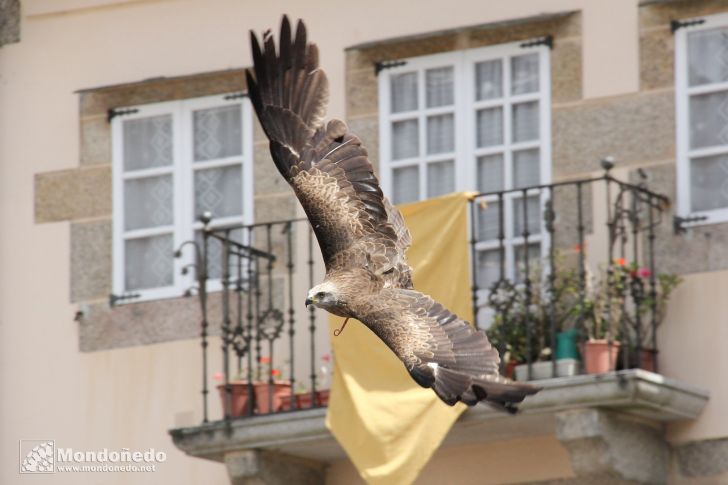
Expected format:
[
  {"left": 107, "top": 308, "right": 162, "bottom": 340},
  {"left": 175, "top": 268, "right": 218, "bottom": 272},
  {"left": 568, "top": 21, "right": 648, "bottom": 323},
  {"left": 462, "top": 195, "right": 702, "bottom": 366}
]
[
  {"left": 111, "top": 94, "right": 254, "bottom": 302},
  {"left": 675, "top": 12, "right": 728, "bottom": 226},
  {"left": 378, "top": 40, "right": 551, "bottom": 292}
]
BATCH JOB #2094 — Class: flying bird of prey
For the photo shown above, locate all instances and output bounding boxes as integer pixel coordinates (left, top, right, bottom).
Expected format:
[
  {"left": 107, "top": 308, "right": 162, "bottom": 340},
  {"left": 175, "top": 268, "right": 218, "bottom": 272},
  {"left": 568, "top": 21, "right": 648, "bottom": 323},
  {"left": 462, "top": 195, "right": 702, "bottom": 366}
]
[{"left": 246, "top": 16, "right": 540, "bottom": 411}]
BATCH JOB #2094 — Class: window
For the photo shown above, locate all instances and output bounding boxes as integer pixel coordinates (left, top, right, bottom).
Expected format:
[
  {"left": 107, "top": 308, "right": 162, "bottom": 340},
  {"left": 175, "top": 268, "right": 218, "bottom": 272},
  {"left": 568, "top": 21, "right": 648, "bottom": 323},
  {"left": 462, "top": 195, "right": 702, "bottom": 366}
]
[
  {"left": 676, "top": 13, "right": 728, "bottom": 224},
  {"left": 379, "top": 41, "right": 551, "bottom": 306},
  {"left": 111, "top": 94, "right": 253, "bottom": 301}
]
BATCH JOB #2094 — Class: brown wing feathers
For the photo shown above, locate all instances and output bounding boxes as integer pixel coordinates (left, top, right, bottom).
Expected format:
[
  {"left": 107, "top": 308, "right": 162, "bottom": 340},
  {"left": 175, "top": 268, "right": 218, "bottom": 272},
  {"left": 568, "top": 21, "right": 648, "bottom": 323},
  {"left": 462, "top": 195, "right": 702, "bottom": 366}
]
[
  {"left": 247, "top": 16, "right": 407, "bottom": 275},
  {"left": 381, "top": 290, "right": 539, "bottom": 411}
]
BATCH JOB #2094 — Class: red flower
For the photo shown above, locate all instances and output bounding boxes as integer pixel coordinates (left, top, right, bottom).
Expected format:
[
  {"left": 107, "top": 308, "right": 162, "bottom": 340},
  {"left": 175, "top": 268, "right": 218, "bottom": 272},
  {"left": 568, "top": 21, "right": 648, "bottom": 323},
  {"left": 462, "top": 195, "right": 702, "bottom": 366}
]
[
  {"left": 271, "top": 369, "right": 281, "bottom": 376},
  {"left": 637, "top": 267, "right": 652, "bottom": 278},
  {"left": 259, "top": 356, "right": 271, "bottom": 364},
  {"left": 212, "top": 372, "right": 223, "bottom": 382},
  {"left": 574, "top": 243, "right": 582, "bottom": 253},
  {"left": 615, "top": 258, "right": 626, "bottom": 266}
]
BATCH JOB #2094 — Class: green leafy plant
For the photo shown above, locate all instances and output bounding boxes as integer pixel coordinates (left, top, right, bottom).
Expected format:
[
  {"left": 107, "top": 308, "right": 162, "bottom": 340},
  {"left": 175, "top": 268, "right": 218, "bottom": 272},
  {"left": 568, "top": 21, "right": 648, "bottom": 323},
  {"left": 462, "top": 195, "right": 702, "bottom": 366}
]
[{"left": 484, "top": 253, "right": 682, "bottom": 362}]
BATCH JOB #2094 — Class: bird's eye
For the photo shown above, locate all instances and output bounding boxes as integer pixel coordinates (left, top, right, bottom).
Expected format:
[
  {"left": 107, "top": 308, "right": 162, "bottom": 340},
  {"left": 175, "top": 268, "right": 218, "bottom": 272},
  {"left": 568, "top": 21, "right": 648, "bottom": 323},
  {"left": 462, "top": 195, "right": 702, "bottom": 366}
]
[{"left": 316, "top": 292, "right": 325, "bottom": 299}]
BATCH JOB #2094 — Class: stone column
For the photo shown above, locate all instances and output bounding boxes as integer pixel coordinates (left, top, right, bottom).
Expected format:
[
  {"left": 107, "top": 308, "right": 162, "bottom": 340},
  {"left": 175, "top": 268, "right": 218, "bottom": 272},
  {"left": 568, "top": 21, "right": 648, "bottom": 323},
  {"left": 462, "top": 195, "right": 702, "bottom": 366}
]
[{"left": 224, "top": 450, "right": 325, "bottom": 485}]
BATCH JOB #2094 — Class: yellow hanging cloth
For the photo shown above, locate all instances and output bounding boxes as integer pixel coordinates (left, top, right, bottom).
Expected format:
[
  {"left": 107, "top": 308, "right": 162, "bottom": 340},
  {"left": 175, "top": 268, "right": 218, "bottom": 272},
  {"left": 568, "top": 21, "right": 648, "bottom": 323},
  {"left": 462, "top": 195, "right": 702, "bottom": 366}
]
[{"left": 325, "top": 191, "right": 476, "bottom": 485}]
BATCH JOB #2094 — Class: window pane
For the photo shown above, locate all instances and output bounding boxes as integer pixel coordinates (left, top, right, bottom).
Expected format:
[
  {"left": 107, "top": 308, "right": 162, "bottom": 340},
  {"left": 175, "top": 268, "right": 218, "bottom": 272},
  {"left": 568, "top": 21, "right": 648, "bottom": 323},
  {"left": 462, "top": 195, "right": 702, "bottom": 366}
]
[
  {"left": 393, "top": 166, "right": 419, "bottom": 204},
  {"left": 476, "top": 107, "right": 503, "bottom": 147},
  {"left": 194, "top": 165, "right": 243, "bottom": 219},
  {"left": 427, "top": 114, "right": 454, "bottom": 154},
  {"left": 475, "top": 59, "right": 502, "bottom": 100},
  {"left": 513, "top": 101, "right": 539, "bottom": 142},
  {"left": 513, "top": 149, "right": 540, "bottom": 188},
  {"left": 124, "top": 175, "right": 173, "bottom": 230},
  {"left": 477, "top": 249, "right": 502, "bottom": 290},
  {"left": 391, "top": 72, "right": 418, "bottom": 113},
  {"left": 195, "top": 228, "right": 245, "bottom": 280},
  {"left": 690, "top": 154, "right": 728, "bottom": 212},
  {"left": 123, "top": 115, "right": 173, "bottom": 172},
  {"left": 688, "top": 28, "right": 728, "bottom": 87},
  {"left": 477, "top": 200, "right": 501, "bottom": 241},
  {"left": 513, "top": 195, "right": 542, "bottom": 236},
  {"left": 392, "top": 119, "right": 419, "bottom": 159},
  {"left": 426, "top": 67, "right": 454, "bottom": 108},
  {"left": 193, "top": 105, "right": 242, "bottom": 162},
  {"left": 427, "top": 160, "right": 454, "bottom": 198},
  {"left": 477, "top": 154, "right": 504, "bottom": 193},
  {"left": 689, "top": 91, "right": 728, "bottom": 149},
  {"left": 514, "top": 243, "right": 541, "bottom": 282},
  {"left": 511, "top": 53, "right": 539, "bottom": 95},
  {"left": 125, "top": 234, "right": 174, "bottom": 290}
]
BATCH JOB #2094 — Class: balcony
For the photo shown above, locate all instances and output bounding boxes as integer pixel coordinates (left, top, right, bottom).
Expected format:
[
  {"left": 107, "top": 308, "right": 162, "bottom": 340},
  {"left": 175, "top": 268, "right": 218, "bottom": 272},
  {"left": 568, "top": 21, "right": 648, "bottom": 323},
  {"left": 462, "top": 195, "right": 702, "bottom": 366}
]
[{"left": 169, "top": 162, "right": 709, "bottom": 484}]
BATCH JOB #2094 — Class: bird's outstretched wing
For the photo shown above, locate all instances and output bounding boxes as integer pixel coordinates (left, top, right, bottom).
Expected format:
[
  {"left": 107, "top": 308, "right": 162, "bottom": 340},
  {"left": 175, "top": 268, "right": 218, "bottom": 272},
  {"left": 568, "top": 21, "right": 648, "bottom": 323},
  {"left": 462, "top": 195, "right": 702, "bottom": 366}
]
[
  {"left": 361, "top": 288, "right": 540, "bottom": 410},
  {"left": 246, "top": 16, "right": 411, "bottom": 286}
]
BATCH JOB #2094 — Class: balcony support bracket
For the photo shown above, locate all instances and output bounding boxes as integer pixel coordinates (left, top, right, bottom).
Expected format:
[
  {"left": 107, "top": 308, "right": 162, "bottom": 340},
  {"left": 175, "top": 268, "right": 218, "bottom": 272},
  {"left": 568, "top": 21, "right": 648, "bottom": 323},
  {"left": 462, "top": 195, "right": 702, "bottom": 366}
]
[
  {"left": 224, "top": 449, "right": 325, "bottom": 485},
  {"left": 556, "top": 408, "right": 669, "bottom": 484}
]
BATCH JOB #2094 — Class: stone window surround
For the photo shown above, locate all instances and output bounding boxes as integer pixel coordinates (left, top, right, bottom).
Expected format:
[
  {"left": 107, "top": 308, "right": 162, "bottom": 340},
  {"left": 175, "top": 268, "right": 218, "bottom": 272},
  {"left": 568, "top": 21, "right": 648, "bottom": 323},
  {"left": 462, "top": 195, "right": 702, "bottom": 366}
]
[
  {"left": 34, "top": 68, "right": 297, "bottom": 352},
  {"left": 637, "top": 0, "right": 728, "bottom": 274}
]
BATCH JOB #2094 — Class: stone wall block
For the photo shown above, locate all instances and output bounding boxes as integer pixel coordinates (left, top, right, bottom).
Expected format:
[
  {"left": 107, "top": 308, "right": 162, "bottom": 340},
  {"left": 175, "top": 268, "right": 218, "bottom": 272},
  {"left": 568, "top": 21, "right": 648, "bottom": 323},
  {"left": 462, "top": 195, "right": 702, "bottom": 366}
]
[
  {"left": 553, "top": 91, "right": 675, "bottom": 178},
  {"left": 71, "top": 220, "right": 112, "bottom": 302},
  {"left": 35, "top": 166, "right": 112, "bottom": 223},
  {"left": 640, "top": 27, "right": 673, "bottom": 91}
]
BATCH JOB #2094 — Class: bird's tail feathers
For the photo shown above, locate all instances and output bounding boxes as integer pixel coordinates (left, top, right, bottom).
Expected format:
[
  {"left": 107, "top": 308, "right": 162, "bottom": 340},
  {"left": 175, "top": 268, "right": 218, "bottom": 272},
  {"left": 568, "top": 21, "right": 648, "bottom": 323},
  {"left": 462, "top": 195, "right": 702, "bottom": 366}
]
[{"left": 430, "top": 365, "right": 540, "bottom": 413}]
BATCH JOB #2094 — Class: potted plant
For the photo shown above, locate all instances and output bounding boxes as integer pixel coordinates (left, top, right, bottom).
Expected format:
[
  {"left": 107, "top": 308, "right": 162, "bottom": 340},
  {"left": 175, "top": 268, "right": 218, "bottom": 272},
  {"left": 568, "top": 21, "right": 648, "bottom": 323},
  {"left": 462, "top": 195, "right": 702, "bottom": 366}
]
[
  {"left": 621, "top": 269, "right": 682, "bottom": 372},
  {"left": 580, "top": 262, "right": 627, "bottom": 374},
  {"left": 253, "top": 356, "right": 291, "bottom": 414},
  {"left": 215, "top": 357, "right": 293, "bottom": 416},
  {"left": 214, "top": 371, "right": 255, "bottom": 417},
  {"left": 485, "top": 259, "right": 583, "bottom": 381}
]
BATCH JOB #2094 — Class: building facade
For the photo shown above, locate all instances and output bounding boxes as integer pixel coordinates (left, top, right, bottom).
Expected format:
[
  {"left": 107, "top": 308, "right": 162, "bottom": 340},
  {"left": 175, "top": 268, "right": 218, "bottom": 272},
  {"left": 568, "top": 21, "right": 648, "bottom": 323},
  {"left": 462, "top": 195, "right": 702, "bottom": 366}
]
[{"left": 1, "top": 0, "right": 727, "bottom": 483}]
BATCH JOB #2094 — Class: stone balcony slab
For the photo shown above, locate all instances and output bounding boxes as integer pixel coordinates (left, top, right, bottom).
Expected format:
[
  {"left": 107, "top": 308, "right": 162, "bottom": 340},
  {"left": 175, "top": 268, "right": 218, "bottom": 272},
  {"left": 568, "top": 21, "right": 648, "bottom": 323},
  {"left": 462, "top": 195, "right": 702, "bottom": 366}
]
[{"left": 170, "top": 369, "right": 709, "bottom": 465}]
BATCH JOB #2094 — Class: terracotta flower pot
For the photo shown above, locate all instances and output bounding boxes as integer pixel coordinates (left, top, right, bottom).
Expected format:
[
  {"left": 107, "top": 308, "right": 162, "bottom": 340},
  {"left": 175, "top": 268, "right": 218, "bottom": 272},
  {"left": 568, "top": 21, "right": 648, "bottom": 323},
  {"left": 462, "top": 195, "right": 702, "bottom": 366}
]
[
  {"left": 295, "top": 391, "right": 316, "bottom": 409},
  {"left": 253, "top": 380, "right": 292, "bottom": 414},
  {"left": 582, "top": 340, "right": 620, "bottom": 374},
  {"left": 317, "top": 389, "right": 330, "bottom": 406},
  {"left": 293, "top": 389, "right": 330, "bottom": 408},
  {"left": 637, "top": 348, "right": 657, "bottom": 373},
  {"left": 280, "top": 393, "right": 295, "bottom": 411},
  {"left": 504, "top": 360, "right": 519, "bottom": 379},
  {"left": 217, "top": 382, "right": 254, "bottom": 417}
]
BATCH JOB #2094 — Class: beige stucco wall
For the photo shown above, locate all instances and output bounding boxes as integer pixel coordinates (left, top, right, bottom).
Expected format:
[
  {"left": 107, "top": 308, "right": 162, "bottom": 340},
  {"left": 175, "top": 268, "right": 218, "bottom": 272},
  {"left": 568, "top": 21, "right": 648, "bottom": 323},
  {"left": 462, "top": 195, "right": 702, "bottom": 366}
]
[
  {"left": 3, "top": 0, "right": 725, "bottom": 484},
  {"left": 662, "top": 269, "right": 728, "bottom": 443}
]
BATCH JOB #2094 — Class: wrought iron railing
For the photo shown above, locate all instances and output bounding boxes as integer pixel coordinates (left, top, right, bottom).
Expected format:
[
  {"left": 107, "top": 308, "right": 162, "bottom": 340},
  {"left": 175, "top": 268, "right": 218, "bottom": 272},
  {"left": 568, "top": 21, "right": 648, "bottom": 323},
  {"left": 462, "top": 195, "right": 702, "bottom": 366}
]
[
  {"left": 469, "top": 159, "right": 671, "bottom": 381},
  {"left": 177, "top": 216, "right": 330, "bottom": 423},
  {"left": 181, "top": 160, "right": 671, "bottom": 423}
]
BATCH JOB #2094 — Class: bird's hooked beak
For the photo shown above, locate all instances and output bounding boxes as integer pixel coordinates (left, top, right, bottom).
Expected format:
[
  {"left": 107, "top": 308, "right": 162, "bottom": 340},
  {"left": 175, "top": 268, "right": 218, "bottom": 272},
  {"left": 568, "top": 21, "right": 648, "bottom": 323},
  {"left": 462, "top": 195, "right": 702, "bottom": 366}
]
[{"left": 305, "top": 296, "right": 314, "bottom": 308}]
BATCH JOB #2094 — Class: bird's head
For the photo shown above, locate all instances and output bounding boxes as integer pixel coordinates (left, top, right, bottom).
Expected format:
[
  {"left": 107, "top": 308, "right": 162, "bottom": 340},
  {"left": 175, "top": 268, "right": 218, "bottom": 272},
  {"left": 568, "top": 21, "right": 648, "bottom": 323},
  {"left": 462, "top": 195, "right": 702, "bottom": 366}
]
[{"left": 305, "top": 281, "right": 342, "bottom": 312}]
